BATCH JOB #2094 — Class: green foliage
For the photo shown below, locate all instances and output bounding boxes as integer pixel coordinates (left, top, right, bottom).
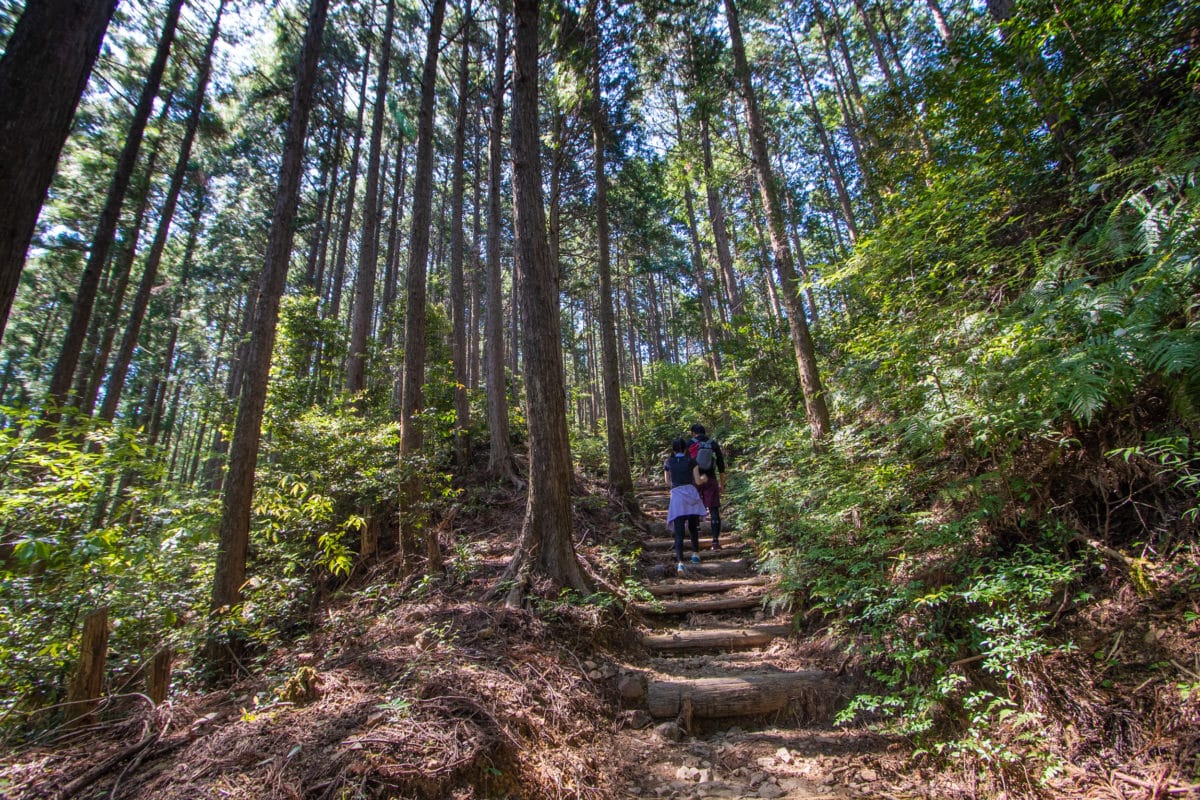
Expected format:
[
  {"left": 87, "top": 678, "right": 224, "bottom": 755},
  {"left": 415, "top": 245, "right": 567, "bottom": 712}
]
[{"left": 0, "top": 409, "right": 217, "bottom": 727}]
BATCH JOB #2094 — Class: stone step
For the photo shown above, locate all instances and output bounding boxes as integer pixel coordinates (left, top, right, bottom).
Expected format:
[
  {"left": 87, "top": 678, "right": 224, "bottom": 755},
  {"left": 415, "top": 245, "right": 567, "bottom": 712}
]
[
  {"left": 645, "top": 577, "right": 770, "bottom": 597},
  {"left": 640, "top": 625, "right": 792, "bottom": 653}
]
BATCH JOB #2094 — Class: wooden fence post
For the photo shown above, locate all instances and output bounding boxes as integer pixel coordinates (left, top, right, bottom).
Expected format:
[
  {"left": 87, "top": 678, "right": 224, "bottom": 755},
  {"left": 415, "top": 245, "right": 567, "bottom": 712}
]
[{"left": 66, "top": 607, "right": 109, "bottom": 725}]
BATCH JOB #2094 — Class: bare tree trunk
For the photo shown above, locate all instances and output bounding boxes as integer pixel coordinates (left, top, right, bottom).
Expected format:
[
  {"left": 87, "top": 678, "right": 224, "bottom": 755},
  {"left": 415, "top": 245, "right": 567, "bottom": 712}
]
[
  {"left": 448, "top": 0, "right": 474, "bottom": 469},
  {"left": 668, "top": 86, "right": 722, "bottom": 377},
  {"left": 380, "top": 133, "right": 407, "bottom": 352},
  {"left": 698, "top": 112, "right": 742, "bottom": 318},
  {"left": 98, "top": 0, "right": 226, "bottom": 424},
  {"left": 76, "top": 105, "right": 171, "bottom": 416},
  {"left": 925, "top": 0, "right": 954, "bottom": 50},
  {"left": 65, "top": 607, "right": 109, "bottom": 726},
  {"left": 326, "top": 13, "right": 375, "bottom": 323},
  {"left": 146, "top": 182, "right": 205, "bottom": 446},
  {"left": 725, "top": 0, "right": 831, "bottom": 443},
  {"left": 485, "top": 0, "right": 517, "bottom": 483},
  {"left": 782, "top": 15, "right": 858, "bottom": 241},
  {"left": 850, "top": 0, "right": 896, "bottom": 86},
  {"left": 208, "top": 0, "right": 330, "bottom": 672},
  {"left": 469, "top": 103, "right": 483, "bottom": 392},
  {"left": 0, "top": 0, "right": 118, "bottom": 338},
  {"left": 588, "top": 3, "right": 637, "bottom": 513},
  {"left": 43, "top": 0, "right": 185, "bottom": 420},
  {"left": 499, "top": 0, "right": 590, "bottom": 607},
  {"left": 398, "top": 0, "right": 448, "bottom": 572},
  {"left": 346, "top": 0, "right": 397, "bottom": 401}
]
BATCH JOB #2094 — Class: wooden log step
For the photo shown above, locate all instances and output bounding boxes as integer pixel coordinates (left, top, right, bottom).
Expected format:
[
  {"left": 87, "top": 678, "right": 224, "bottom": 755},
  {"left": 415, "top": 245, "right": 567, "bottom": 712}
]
[
  {"left": 644, "top": 671, "right": 839, "bottom": 719},
  {"left": 643, "top": 545, "right": 749, "bottom": 561},
  {"left": 661, "top": 559, "right": 754, "bottom": 578},
  {"left": 640, "top": 625, "right": 792, "bottom": 652},
  {"left": 641, "top": 537, "right": 741, "bottom": 551},
  {"left": 634, "top": 593, "right": 767, "bottom": 615},
  {"left": 646, "top": 577, "right": 770, "bottom": 597}
]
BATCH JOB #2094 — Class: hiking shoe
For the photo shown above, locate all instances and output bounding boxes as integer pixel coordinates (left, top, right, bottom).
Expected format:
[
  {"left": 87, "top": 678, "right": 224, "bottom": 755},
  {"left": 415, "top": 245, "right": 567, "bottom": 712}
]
[
  {"left": 690, "top": 554, "right": 701, "bottom": 564},
  {"left": 676, "top": 562, "right": 685, "bottom": 574},
  {"left": 711, "top": 540, "right": 721, "bottom": 550}
]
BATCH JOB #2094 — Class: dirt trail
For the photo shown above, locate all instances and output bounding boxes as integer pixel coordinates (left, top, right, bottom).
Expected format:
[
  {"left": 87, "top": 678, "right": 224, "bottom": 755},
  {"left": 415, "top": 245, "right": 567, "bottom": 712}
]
[{"left": 606, "top": 488, "right": 893, "bottom": 800}]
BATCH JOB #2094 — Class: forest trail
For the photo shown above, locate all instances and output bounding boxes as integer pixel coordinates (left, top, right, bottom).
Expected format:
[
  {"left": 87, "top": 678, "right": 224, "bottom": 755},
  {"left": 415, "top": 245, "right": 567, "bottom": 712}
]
[{"left": 606, "top": 488, "right": 885, "bottom": 800}]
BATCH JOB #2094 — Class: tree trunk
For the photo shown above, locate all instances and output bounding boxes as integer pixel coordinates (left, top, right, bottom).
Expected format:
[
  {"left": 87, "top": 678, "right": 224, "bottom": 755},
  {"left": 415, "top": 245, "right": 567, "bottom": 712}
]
[
  {"left": 725, "top": 0, "right": 831, "bottom": 443},
  {"left": 499, "top": 0, "right": 590, "bottom": 607},
  {"left": 43, "top": 0, "right": 185, "bottom": 420},
  {"left": 398, "top": 0, "right": 448, "bottom": 572},
  {"left": 587, "top": 4, "right": 637, "bottom": 513},
  {"left": 346, "top": 0, "right": 397, "bottom": 401},
  {"left": 782, "top": 15, "right": 858, "bottom": 242},
  {"left": 380, "top": 132, "right": 407, "bottom": 352},
  {"left": 98, "top": 1, "right": 226, "bottom": 424},
  {"left": 926, "top": 0, "right": 954, "bottom": 50},
  {"left": 76, "top": 105, "right": 171, "bottom": 416},
  {"left": 698, "top": 112, "right": 742, "bottom": 319},
  {"left": 0, "top": 0, "right": 118, "bottom": 338},
  {"left": 851, "top": 0, "right": 895, "bottom": 87},
  {"left": 208, "top": 0, "right": 330, "bottom": 670},
  {"left": 448, "top": 0, "right": 474, "bottom": 469},
  {"left": 65, "top": 607, "right": 109, "bottom": 726},
  {"left": 469, "top": 108, "right": 483, "bottom": 391},
  {"left": 484, "top": 0, "right": 517, "bottom": 483},
  {"left": 326, "top": 16, "right": 374, "bottom": 324}
]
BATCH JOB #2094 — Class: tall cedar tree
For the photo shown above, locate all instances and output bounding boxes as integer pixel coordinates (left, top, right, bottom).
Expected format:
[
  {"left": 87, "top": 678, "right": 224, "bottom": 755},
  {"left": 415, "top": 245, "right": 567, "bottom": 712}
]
[
  {"left": 499, "top": 0, "right": 591, "bottom": 606},
  {"left": 208, "top": 0, "right": 331, "bottom": 667},
  {"left": 484, "top": 0, "right": 518, "bottom": 483},
  {"left": 448, "top": 0, "right": 474, "bottom": 468},
  {"left": 0, "top": 0, "right": 118, "bottom": 339},
  {"left": 42, "top": 0, "right": 186, "bottom": 422},
  {"left": 398, "top": 0, "right": 448, "bottom": 572},
  {"left": 723, "top": 0, "right": 831, "bottom": 443},
  {"left": 98, "top": 0, "right": 227, "bottom": 423},
  {"left": 346, "top": 0, "right": 397, "bottom": 401},
  {"left": 586, "top": 2, "right": 637, "bottom": 513}
]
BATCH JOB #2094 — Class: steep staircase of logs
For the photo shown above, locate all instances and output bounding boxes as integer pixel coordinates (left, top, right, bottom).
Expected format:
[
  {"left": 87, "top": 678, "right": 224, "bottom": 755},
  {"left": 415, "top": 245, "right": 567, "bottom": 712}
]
[{"left": 613, "top": 487, "right": 851, "bottom": 798}]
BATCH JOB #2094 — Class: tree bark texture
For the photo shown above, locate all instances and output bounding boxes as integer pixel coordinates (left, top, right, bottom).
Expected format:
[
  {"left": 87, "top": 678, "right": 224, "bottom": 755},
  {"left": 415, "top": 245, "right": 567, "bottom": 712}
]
[
  {"left": 501, "top": 0, "right": 589, "bottom": 606},
  {"left": 484, "top": 0, "right": 517, "bottom": 483},
  {"left": 588, "top": 5, "right": 637, "bottom": 514},
  {"left": 448, "top": 0, "right": 473, "bottom": 469},
  {"left": 346, "top": 0, "right": 397, "bottom": 400},
  {"left": 398, "top": 0, "right": 448, "bottom": 571},
  {"left": 65, "top": 607, "right": 109, "bottom": 725},
  {"left": 208, "top": 0, "right": 330, "bottom": 647},
  {"left": 43, "top": 0, "right": 185, "bottom": 418},
  {"left": 98, "top": 1, "right": 226, "bottom": 424},
  {"left": 724, "top": 0, "right": 831, "bottom": 443},
  {"left": 0, "top": 0, "right": 118, "bottom": 338}
]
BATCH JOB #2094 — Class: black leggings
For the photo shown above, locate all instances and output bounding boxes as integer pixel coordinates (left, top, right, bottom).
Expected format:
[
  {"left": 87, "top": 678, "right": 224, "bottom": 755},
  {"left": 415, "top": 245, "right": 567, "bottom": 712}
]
[
  {"left": 673, "top": 516, "right": 700, "bottom": 563},
  {"left": 708, "top": 504, "right": 722, "bottom": 542}
]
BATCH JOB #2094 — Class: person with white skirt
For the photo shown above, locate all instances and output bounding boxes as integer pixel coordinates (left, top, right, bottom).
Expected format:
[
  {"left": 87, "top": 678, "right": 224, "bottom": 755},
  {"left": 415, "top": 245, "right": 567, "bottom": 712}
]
[{"left": 663, "top": 437, "right": 709, "bottom": 575}]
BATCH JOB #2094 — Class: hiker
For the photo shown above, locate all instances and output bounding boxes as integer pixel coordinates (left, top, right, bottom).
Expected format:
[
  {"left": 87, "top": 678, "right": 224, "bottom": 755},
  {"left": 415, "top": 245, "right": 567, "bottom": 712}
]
[
  {"left": 664, "top": 436, "right": 708, "bottom": 575},
  {"left": 688, "top": 423, "right": 727, "bottom": 549}
]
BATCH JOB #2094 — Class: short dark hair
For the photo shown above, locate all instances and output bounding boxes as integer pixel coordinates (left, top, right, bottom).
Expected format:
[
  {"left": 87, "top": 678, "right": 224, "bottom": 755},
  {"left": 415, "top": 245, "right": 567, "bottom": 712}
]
[
  {"left": 690, "top": 423, "right": 705, "bottom": 435},
  {"left": 672, "top": 437, "right": 688, "bottom": 453}
]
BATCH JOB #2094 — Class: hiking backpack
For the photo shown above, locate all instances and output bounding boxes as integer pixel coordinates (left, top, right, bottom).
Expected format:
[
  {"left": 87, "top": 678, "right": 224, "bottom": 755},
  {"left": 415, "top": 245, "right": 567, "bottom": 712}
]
[{"left": 692, "top": 439, "right": 715, "bottom": 471}]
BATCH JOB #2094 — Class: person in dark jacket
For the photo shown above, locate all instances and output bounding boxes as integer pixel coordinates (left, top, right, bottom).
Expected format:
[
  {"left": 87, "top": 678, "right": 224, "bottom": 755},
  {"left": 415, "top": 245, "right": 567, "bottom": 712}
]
[
  {"left": 688, "top": 423, "right": 726, "bottom": 549},
  {"left": 663, "top": 437, "right": 707, "bottom": 574}
]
